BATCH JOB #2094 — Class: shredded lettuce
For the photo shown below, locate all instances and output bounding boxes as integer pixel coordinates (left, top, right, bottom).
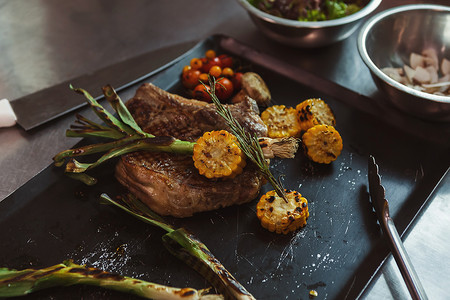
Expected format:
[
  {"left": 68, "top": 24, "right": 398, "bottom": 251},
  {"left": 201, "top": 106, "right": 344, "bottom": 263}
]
[{"left": 249, "top": 0, "right": 363, "bottom": 21}]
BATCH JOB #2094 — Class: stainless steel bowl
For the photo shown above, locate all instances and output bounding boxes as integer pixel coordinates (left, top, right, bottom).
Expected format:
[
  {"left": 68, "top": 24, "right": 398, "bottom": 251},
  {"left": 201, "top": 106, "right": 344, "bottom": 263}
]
[
  {"left": 237, "top": 0, "right": 381, "bottom": 48},
  {"left": 358, "top": 4, "right": 450, "bottom": 122}
]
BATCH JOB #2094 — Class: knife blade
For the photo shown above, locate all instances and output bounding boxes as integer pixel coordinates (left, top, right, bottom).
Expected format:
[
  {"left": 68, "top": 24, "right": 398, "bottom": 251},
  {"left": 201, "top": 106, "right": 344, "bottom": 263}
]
[
  {"left": 368, "top": 155, "right": 428, "bottom": 300},
  {"left": 0, "top": 40, "right": 197, "bottom": 131}
]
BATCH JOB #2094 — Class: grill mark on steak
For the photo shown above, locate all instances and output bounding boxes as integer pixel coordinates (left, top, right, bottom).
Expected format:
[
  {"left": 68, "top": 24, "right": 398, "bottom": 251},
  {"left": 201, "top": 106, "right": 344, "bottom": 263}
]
[{"left": 115, "top": 83, "right": 268, "bottom": 217}]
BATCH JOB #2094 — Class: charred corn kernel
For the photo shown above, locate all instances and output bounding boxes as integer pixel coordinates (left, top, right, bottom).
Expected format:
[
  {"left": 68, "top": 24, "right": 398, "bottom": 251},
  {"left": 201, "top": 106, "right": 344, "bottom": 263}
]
[
  {"left": 296, "top": 98, "right": 336, "bottom": 132},
  {"left": 256, "top": 189, "right": 309, "bottom": 235},
  {"left": 302, "top": 124, "right": 343, "bottom": 164},
  {"left": 261, "top": 105, "right": 301, "bottom": 138},
  {"left": 193, "top": 130, "right": 246, "bottom": 179}
]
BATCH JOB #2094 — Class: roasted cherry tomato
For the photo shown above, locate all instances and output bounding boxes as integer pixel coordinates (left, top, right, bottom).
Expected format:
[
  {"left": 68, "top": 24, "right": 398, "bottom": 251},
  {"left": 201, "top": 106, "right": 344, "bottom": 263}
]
[
  {"left": 218, "top": 54, "right": 233, "bottom": 69},
  {"left": 232, "top": 72, "right": 243, "bottom": 91},
  {"left": 222, "top": 67, "right": 234, "bottom": 77},
  {"left": 182, "top": 69, "right": 201, "bottom": 89},
  {"left": 215, "top": 78, "right": 234, "bottom": 101},
  {"left": 199, "top": 73, "right": 209, "bottom": 83},
  {"left": 182, "top": 65, "right": 191, "bottom": 74},
  {"left": 193, "top": 84, "right": 212, "bottom": 102},
  {"left": 209, "top": 65, "right": 222, "bottom": 78},
  {"left": 201, "top": 56, "right": 222, "bottom": 73},
  {"left": 205, "top": 49, "right": 216, "bottom": 60},
  {"left": 190, "top": 58, "right": 203, "bottom": 70}
]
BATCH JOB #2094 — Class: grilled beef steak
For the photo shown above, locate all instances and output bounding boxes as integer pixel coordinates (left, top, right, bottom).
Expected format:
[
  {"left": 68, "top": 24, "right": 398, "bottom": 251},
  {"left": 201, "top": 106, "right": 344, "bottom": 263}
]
[
  {"left": 125, "top": 83, "right": 267, "bottom": 142},
  {"left": 115, "top": 83, "right": 267, "bottom": 217},
  {"left": 116, "top": 152, "right": 264, "bottom": 217}
]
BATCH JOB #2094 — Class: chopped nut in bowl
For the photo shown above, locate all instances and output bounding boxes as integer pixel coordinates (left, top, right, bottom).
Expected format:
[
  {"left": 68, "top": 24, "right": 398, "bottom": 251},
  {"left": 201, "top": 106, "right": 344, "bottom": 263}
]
[
  {"left": 382, "top": 48, "right": 450, "bottom": 97},
  {"left": 358, "top": 4, "right": 450, "bottom": 122}
]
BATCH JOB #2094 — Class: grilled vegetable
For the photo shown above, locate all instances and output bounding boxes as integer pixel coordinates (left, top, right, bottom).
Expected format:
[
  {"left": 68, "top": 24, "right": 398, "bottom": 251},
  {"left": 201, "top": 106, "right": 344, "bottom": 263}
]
[
  {"left": 193, "top": 130, "right": 246, "bottom": 179},
  {"left": 258, "top": 137, "right": 299, "bottom": 159},
  {"left": 101, "top": 193, "right": 256, "bottom": 300},
  {"left": 256, "top": 189, "right": 309, "bottom": 234},
  {"left": 296, "top": 98, "right": 336, "bottom": 132},
  {"left": 0, "top": 260, "right": 220, "bottom": 299},
  {"left": 302, "top": 124, "right": 343, "bottom": 164},
  {"left": 231, "top": 72, "right": 271, "bottom": 106},
  {"left": 261, "top": 105, "right": 301, "bottom": 138}
]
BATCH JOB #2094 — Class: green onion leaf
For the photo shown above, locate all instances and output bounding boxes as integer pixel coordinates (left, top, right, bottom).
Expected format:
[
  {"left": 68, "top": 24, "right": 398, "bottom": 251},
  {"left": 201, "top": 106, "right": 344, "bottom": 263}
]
[{"left": 0, "top": 260, "right": 220, "bottom": 299}]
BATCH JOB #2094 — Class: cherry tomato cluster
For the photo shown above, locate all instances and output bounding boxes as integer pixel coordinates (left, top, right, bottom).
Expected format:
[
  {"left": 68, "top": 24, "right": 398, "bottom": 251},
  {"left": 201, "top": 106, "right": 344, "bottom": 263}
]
[{"left": 181, "top": 50, "right": 243, "bottom": 103}]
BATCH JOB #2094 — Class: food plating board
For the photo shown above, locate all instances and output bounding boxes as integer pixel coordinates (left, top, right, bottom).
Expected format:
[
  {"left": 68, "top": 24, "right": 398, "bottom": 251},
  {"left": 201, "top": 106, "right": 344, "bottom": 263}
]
[{"left": 1, "top": 35, "right": 449, "bottom": 299}]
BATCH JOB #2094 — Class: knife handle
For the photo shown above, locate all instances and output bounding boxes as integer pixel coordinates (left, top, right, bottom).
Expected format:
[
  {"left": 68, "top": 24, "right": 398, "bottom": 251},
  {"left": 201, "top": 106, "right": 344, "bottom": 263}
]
[
  {"left": 385, "top": 217, "right": 428, "bottom": 300},
  {"left": 0, "top": 99, "right": 17, "bottom": 127}
]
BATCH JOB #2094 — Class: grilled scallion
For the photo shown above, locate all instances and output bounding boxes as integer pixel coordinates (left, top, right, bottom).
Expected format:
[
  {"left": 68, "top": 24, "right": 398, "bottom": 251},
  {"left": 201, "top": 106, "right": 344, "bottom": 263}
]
[
  {"left": 100, "top": 193, "right": 256, "bottom": 300},
  {"left": 0, "top": 259, "right": 221, "bottom": 299}
]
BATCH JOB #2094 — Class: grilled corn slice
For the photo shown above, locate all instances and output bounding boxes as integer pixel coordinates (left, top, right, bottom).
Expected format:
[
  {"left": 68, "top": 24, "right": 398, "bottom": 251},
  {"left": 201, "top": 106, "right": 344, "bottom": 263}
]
[
  {"left": 193, "top": 130, "right": 246, "bottom": 179},
  {"left": 261, "top": 105, "right": 301, "bottom": 138},
  {"left": 302, "top": 124, "right": 343, "bottom": 164},
  {"left": 296, "top": 98, "right": 336, "bottom": 132},
  {"left": 256, "top": 189, "right": 309, "bottom": 234}
]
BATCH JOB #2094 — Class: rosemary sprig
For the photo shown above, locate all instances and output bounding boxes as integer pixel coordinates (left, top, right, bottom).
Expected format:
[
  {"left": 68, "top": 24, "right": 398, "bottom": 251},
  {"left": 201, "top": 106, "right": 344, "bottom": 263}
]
[{"left": 205, "top": 77, "right": 287, "bottom": 200}]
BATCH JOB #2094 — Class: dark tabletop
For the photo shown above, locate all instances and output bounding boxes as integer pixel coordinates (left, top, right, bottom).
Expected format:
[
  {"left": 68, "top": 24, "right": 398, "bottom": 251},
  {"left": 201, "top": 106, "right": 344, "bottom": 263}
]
[{"left": 0, "top": 1, "right": 449, "bottom": 299}]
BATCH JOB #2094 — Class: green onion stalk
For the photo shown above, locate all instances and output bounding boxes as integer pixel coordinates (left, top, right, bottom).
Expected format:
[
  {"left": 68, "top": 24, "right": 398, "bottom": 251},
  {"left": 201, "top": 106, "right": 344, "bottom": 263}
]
[
  {"left": 99, "top": 193, "right": 256, "bottom": 300},
  {"left": 0, "top": 193, "right": 256, "bottom": 299},
  {"left": 53, "top": 85, "right": 195, "bottom": 185},
  {"left": 0, "top": 259, "right": 221, "bottom": 299}
]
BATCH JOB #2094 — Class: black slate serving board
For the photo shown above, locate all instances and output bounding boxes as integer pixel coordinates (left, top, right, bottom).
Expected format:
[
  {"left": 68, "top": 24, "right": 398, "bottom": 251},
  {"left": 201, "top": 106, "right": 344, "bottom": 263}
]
[{"left": 1, "top": 35, "right": 449, "bottom": 300}]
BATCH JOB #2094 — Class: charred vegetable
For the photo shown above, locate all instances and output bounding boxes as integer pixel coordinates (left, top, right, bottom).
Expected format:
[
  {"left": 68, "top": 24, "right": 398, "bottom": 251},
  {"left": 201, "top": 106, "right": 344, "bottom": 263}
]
[
  {"left": 100, "top": 193, "right": 255, "bottom": 300},
  {"left": 302, "top": 124, "right": 343, "bottom": 164},
  {"left": 0, "top": 260, "right": 221, "bottom": 299},
  {"left": 296, "top": 98, "right": 336, "bottom": 132},
  {"left": 193, "top": 130, "right": 246, "bottom": 179},
  {"left": 256, "top": 189, "right": 309, "bottom": 234},
  {"left": 231, "top": 72, "right": 272, "bottom": 106},
  {"left": 258, "top": 136, "right": 299, "bottom": 159},
  {"left": 261, "top": 105, "right": 301, "bottom": 138}
]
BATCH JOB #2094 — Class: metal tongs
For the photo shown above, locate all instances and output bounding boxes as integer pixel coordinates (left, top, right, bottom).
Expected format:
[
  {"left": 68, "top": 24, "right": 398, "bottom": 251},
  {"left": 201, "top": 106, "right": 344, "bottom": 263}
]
[{"left": 368, "top": 156, "right": 428, "bottom": 300}]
